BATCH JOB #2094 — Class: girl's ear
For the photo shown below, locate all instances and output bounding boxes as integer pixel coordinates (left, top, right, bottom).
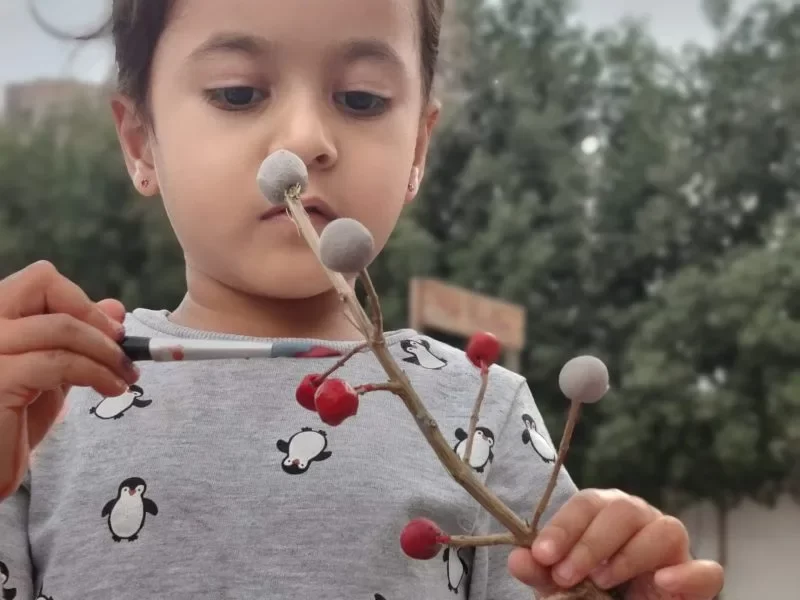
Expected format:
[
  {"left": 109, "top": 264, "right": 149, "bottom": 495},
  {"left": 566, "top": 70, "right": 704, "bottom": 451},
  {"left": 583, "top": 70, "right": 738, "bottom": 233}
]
[
  {"left": 406, "top": 98, "right": 441, "bottom": 202},
  {"left": 110, "top": 94, "right": 159, "bottom": 196}
]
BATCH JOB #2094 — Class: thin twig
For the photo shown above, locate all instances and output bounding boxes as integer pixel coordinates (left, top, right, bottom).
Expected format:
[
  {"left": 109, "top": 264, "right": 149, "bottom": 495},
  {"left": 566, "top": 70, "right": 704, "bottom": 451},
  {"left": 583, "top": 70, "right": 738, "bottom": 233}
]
[
  {"left": 462, "top": 362, "right": 489, "bottom": 466},
  {"left": 318, "top": 342, "right": 368, "bottom": 381},
  {"left": 358, "top": 270, "right": 383, "bottom": 342},
  {"left": 283, "top": 178, "right": 616, "bottom": 600},
  {"left": 284, "top": 185, "right": 374, "bottom": 339},
  {"left": 531, "top": 400, "right": 582, "bottom": 534},
  {"left": 285, "top": 190, "right": 617, "bottom": 600},
  {"left": 444, "top": 532, "right": 517, "bottom": 548},
  {"left": 341, "top": 305, "right": 364, "bottom": 336},
  {"left": 355, "top": 382, "right": 402, "bottom": 394},
  {"left": 285, "top": 191, "right": 531, "bottom": 542},
  {"left": 286, "top": 186, "right": 612, "bottom": 600},
  {"left": 368, "top": 342, "right": 531, "bottom": 541}
]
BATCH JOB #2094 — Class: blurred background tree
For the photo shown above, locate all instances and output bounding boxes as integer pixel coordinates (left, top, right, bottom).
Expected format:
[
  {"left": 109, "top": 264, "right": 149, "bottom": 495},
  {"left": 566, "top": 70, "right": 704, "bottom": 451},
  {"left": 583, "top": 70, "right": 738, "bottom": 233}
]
[{"left": 0, "top": 107, "right": 185, "bottom": 307}]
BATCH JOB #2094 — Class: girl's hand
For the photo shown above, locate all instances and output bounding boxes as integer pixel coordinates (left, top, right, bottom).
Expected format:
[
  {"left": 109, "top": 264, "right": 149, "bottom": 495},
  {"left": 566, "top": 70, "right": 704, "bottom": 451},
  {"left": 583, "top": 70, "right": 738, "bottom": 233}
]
[
  {"left": 508, "top": 488, "right": 724, "bottom": 599},
  {"left": 0, "top": 261, "right": 138, "bottom": 501}
]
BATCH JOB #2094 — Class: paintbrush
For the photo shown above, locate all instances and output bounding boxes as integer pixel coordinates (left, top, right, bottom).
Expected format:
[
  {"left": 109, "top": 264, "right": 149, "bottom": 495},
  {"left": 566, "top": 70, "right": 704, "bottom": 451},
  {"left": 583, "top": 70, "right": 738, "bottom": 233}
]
[{"left": 119, "top": 336, "right": 344, "bottom": 362}]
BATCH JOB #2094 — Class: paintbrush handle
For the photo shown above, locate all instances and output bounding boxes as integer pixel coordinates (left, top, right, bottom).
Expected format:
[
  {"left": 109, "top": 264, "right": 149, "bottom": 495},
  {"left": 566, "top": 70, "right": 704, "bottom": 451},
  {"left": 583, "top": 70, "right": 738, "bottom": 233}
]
[{"left": 120, "top": 336, "right": 342, "bottom": 362}]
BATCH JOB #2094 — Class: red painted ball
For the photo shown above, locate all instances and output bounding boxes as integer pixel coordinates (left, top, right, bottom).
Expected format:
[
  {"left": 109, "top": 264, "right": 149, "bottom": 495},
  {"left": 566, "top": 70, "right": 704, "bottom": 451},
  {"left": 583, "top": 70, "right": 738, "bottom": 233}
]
[
  {"left": 400, "top": 518, "right": 447, "bottom": 560},
  {"left": 314, "top": 378, "right": 359, "bottom": 426},
  {"left": 466, "top": 332, "right": 501, "bottom": 367}
]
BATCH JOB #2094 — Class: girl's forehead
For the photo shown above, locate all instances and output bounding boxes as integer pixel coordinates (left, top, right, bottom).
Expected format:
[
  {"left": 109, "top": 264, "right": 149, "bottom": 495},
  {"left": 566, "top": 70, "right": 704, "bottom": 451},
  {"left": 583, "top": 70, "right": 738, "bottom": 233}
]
[
  {"left": 167, "top": 0, "right": 419, "bottom": 40},
  {"left": 162, "top": 0, "right": 421, "bottom": 66}
]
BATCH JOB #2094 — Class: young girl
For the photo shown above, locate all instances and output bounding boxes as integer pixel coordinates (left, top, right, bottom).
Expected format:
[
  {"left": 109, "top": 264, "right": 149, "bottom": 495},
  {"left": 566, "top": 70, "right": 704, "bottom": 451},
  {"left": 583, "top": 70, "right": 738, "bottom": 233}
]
[{"left": 0, "top": 1, "right": 723, "bottom": 598}]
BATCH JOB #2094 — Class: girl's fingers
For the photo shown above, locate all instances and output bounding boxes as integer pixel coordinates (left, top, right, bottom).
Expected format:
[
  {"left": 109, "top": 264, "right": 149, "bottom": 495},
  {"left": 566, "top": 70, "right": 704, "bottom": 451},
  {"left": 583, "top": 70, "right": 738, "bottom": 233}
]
[
  {"left": 0, "top": 313, "right": 137, "bottom": 384},
  {"left": 0, "top": 261, "right": 124, "bottom": 342},
  {"left": 654, "top": 560, "right": 725, "bottom": 598},
  {"left": 507, "top": 547, "right": 559, "bottom": 597},
  {"left": 550, "top": 496, "right": 658, "bottom": 587},
  {"left": 589, "top": 515, "right": 690, "bottom": 590}
]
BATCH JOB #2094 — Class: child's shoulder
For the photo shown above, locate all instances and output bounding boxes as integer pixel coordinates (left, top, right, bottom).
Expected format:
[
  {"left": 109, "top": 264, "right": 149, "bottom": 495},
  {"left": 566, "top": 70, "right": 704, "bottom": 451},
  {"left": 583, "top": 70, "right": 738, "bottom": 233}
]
[{"left": 389, "top": 329, "right": 525, "bottom": 378}]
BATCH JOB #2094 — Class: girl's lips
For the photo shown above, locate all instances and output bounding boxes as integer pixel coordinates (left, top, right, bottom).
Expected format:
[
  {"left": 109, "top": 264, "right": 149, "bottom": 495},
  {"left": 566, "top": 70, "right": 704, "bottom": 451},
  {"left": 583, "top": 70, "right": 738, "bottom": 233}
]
[
  {"left": 260, "top": 196, "right": 338, "bottom": 222},
  {"left": 262, "top": 210, "right": 331, "bottom": 227}
]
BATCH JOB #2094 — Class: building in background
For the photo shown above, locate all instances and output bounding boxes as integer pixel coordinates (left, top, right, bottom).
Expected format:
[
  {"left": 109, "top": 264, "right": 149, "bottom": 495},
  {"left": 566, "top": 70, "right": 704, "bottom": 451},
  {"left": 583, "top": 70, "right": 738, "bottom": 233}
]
[{"left": 2, "top": 78, "right": 110, "bottom": 125}]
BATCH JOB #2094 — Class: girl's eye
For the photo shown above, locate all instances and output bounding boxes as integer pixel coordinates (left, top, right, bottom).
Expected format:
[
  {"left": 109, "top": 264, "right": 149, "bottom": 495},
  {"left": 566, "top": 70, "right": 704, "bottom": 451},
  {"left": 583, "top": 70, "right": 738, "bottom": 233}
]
[
  {"left": 334, "top": 91, "right": 389, "bottom": 116},
  {"left": 206, "top": 86, "right": 266, "bottom": 110}
]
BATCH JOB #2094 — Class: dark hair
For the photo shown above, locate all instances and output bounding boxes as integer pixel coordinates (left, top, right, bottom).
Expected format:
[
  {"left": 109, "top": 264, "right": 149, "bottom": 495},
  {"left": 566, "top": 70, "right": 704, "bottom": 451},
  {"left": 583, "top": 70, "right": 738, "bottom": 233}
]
[{"left": 32, "top": 0, "right": 445, "bottom": 116}]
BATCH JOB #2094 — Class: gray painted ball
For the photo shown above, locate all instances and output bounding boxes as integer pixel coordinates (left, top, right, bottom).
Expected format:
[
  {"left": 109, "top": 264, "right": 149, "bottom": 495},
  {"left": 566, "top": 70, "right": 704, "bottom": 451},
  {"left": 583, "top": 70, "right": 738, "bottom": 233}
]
[
  {"left": 319, "top": 218, "right": 375, "bottom": 274},
  {"left": 257, "top": 150, "right": 308, "bottom": 205},
  {"left": 558, "top": 355, "right": 609, "bottom": 404}
]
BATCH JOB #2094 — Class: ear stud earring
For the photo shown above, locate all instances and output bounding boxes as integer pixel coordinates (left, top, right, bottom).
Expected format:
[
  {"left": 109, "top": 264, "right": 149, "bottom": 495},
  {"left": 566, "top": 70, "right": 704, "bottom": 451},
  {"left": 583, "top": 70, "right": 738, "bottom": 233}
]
[{"left": 408, "top": 167, "right": 419, "bottom": 193}]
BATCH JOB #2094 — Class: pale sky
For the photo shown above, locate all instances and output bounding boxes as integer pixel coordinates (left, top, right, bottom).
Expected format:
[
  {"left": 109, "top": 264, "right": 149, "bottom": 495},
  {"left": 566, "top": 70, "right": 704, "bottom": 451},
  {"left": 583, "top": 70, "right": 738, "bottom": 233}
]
[{"left": 0, "top": 0, "right": 761, "bottom": 92}]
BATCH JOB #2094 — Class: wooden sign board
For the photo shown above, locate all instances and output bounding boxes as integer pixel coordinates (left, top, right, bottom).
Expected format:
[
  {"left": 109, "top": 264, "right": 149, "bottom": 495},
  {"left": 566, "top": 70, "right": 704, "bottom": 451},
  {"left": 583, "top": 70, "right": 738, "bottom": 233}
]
[{"left": 408, "top": 278, "right": 526, "bottom": 351}]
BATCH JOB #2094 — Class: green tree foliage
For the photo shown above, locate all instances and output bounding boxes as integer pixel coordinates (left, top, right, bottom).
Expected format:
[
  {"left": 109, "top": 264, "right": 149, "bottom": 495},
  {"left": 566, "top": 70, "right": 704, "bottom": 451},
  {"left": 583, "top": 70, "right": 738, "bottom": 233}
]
[
  {"left": 581, "top": 0, "right": 800, "bottom": 509},
  {"left": 0, "top": 108, "right": 185, "bottom": 309},
  {"left": 594, "top": 223, "right": 800, "bottom": 511}
]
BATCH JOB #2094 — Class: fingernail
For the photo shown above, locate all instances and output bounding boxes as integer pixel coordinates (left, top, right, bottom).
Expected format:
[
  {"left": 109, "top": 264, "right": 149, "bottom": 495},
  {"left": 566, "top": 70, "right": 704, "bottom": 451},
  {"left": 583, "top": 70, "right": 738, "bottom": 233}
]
[
  {"left": 112, "top": 321, "right": 126, "bottom": 340},
  {"left": 554, "top": 562, "right": 575, "bottom": 585},
  {"left": 532, "top": 538, "right": 557, "bottom": 562}
]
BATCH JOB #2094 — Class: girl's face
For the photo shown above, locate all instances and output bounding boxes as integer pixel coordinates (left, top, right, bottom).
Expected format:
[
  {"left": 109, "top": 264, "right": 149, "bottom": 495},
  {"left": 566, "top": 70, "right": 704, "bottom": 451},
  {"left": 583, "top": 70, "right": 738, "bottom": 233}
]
[{"left": 114, "top": 0, "right": 438, "bottom": 302}]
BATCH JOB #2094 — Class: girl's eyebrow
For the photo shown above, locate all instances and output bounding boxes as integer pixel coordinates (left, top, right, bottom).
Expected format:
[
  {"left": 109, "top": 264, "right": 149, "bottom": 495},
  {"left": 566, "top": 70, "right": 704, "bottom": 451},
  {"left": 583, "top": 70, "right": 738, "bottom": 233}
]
[
  {"left": 187, "top": 32, "right": 273, "bottom": 62},
  {"left": 187, "top": 32, "right": 406, "bottom": 73},
  {"left": 338, "top": 37, "right": 406, "bottom": 72}
]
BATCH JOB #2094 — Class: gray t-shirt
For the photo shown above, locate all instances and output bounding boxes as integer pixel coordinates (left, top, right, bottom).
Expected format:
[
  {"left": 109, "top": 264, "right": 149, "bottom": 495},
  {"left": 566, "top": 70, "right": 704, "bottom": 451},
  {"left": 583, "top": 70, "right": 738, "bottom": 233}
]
[{"left": 0, "top": 308, "right": 577, "bottom": 599}]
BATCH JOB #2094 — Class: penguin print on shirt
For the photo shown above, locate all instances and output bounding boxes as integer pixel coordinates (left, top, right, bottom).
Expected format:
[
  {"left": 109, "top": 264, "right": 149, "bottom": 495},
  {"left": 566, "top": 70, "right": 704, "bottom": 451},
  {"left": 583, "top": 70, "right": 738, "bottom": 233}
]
[
  {"left": 443, "top": 546, "right": 469, "bottom": 593},
  {"left": 453, "top": 427, "right": 495, "bottom": 473},
  {"left": 101, "top": 477, "right": 158, "bottom": 542},
  {"left": 0, "top": 561, "right": 16, "bottom": 600},
  {"left": 277, "top": 427, "right": 332, "bottom": 475},
  {"left": 400, "top": 339, "right": 447, "bottom": 370},
  {"left": 521, "top": 413, "right": 556, "bottom": 463},
  {"left": 89, "top": 384, "right": 152, "bottom": 420}
]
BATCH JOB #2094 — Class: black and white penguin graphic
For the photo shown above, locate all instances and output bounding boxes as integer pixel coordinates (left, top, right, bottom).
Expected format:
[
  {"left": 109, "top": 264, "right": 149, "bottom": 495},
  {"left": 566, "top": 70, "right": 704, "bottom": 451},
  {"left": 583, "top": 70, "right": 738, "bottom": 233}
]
[
  {"left": 101, "top": 477, "right": 158, "bottom": 542},
  {"left": 400, "top": 339, "right": 447, "bottom": 370},
  {"left": 443, "top": 546, "right": 469, "bottom": 593},
  {"left": 453, "top": 427, "right": 495, "bottom": 473},
  {"left": 277, "top": 427, "right": 332, "bottom": 475},
  {"left": 521, "top": 413, "right": 556, "bottom": 463},
  {"left": 89, "top": 384, "right": 152, "bottom": 420},
  {"left": 0, "top": 561, "right": 16, "bottom": 600}
]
